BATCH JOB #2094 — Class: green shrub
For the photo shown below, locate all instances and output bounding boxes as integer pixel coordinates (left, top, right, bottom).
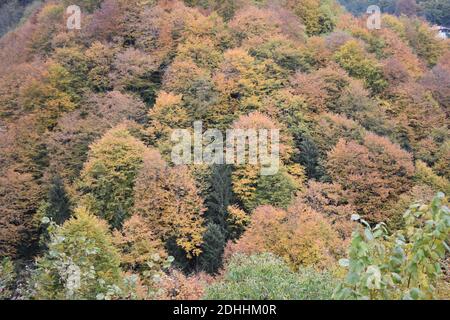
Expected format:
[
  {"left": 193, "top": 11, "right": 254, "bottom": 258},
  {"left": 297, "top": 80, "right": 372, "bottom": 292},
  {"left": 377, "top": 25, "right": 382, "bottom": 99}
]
[
  {"left": 204, "top": 253, "right": 337, "bottom": 300},
  {"left": 33, "top": 207, "right": 124, "bottom": 300},
  {"left": 334, "top": 193, "right": 450, "bottom": 300}
]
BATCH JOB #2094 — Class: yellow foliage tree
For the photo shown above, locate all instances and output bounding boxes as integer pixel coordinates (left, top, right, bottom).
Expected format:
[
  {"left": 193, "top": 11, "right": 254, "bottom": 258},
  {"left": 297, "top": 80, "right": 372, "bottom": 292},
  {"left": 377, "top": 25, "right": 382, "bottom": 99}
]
[
  {"left": 225, "top": 204, "right": 344, "bottom": 270},
  {"left": 133, "top": 150, "right": 205, "bottom": 258}
]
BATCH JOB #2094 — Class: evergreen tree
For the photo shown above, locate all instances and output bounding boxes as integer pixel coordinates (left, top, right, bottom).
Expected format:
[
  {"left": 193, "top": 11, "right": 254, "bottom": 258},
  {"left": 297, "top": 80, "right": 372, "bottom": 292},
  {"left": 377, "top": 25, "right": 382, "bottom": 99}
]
[
  {"left": 297, "top": 135, "right": 322, "bottom": 180},
  {"left": 206, "top": 165, "right": 234, "bottom": 236},
  {"left": 198, "top": 223, "right": 226, "bottom": 274},
  {"left": 46, "top": 175, "right": 71, "bottom": 225},
  {"left": 196, "top": 165, "right": 234, "bottom": 274},
  {"left": 250, "top": 171, "right": 297, "bottom": 210}
]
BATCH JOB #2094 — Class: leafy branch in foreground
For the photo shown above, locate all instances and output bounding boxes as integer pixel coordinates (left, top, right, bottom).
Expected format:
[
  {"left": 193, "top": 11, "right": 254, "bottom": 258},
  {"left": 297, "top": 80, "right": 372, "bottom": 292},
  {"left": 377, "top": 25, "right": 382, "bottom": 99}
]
[{"left": 334, "top": 192, "right": 449, "bottom": 300}]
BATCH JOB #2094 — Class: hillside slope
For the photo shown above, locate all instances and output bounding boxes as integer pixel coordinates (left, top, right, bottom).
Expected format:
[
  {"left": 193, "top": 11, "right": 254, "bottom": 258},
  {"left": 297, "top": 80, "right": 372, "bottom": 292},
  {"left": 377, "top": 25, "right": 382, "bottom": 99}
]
[{"left": 0, "top": 0, "right": 448, "bottom": 300}]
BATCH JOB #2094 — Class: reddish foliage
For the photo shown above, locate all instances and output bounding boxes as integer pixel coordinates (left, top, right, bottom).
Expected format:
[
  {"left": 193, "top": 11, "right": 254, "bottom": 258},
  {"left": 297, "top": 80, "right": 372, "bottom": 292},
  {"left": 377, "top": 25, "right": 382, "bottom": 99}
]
[{"left": 326, "top": 133, "right": 415, "bottom": 222}]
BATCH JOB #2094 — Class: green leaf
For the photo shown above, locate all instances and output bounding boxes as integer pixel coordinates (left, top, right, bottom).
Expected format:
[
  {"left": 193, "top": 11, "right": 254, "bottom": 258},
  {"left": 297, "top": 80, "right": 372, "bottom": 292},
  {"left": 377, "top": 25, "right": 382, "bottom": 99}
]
[
  {"left": 409, "top": 288, "right": 422, "bottom": 300},
  {"left": 339, "top": 259, "right": 350, "bottom": 267},
  {"left": 346, "top": 272, "right": 359, "bottom": 285},
  {"left": 443, "top": 241, "right": 450, "bottom": 252},
  {"left": 391, "top": 273, "right": 402, "bottom": 284},
  {"left": 366, "top": 265, "right": 381, "bottom": 290},
  {"left": 364, "top": 228, "right": 374, "bottom": 241}
]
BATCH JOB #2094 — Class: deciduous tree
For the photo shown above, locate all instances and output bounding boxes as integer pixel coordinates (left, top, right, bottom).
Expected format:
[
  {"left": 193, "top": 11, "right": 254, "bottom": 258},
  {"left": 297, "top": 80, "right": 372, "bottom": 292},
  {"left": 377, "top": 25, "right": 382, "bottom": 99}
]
[
  {"left": 77, "top": 125, "right": 147, "bottom": 228},
  {"left": 133, "top": 151, "right": 205, "bottom": 258},
  {"left": 326, "top": 133, "right": 415, "bottom": 222},
  {"left": 33, "top": 206, "right": 123, "bottom": 300},
  {"left": 225, "top": 204, "right": 343, "bottom": 270}
]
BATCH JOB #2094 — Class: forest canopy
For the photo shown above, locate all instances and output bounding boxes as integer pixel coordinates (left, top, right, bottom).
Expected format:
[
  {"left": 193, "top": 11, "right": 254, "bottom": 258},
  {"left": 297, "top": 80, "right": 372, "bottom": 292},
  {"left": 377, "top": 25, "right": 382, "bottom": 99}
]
[{"left": 0, "top": 0, "right": 449, "bottom": 300}]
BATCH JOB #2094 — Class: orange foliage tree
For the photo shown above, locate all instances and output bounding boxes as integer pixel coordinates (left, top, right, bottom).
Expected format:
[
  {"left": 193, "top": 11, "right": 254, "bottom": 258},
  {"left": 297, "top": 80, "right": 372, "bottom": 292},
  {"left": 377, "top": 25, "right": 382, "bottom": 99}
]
[
  {"left": 326, "top": 133, "right": 415, "bottom": 222},
  {"left": 133, "top": 150, "right": 205, "bottom": 258},
  {"left": 0, "top": 168, "right": 42, "bottom": 258},
  {"left": 113, "top": 214, "right": 168, "bottom": 271},
  {"left": 225, "top": 204, "right": 344, "bottom": 270}
]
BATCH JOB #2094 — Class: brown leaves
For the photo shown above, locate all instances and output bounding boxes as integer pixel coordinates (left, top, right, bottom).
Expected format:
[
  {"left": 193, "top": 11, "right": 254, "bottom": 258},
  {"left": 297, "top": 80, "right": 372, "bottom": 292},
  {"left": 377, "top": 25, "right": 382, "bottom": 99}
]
[
  {"left": 326, "top": 133, "right": 415, "bottom": 222},
  {"left": 0, "top": 168, "right": 42, "bottom": 258},
  {"left": 290, "top": 64, "right": 351, "bottom": 113},
  {"left": 229, "top": 6, "right": 284, "bottom": 45},
  {"left": 297, "top": 181, "right": 356, "bottom": 240},
  {"left": 113, "top": 214, "right": 167, "bottom": 270},
  {"left": 158, "top": 269, "right": 209, "bottom": 300}
]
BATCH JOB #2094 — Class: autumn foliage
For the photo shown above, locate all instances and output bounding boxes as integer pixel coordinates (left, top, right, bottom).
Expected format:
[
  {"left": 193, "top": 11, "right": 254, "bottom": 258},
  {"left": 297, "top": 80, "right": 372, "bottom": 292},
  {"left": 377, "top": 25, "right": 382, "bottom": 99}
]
[
  {"left": 0, "top": 0, "right": 448, "bottom": 300},
  {"left": 326, "top": 133, "right": 415, "bottom": 222},
  {"left": 225, "top": 204, "right": 344, "bottom": 270}
]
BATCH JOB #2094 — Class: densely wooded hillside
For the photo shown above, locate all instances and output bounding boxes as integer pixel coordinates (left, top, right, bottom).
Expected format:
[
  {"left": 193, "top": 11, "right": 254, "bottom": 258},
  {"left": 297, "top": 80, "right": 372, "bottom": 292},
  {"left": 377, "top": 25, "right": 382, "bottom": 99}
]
[{"left": 0, "top": 0, "right": 448, "bottom": 300}]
